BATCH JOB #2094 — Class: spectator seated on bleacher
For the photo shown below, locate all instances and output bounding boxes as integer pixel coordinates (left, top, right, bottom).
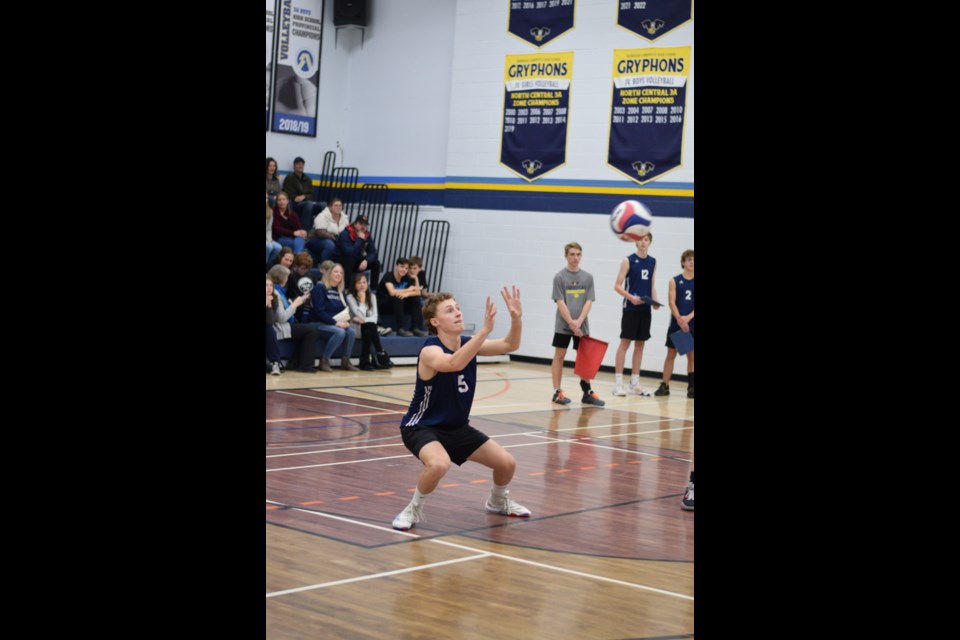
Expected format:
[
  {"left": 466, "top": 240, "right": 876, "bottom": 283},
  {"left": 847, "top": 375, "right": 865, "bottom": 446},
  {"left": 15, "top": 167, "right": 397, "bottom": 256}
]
[
  {"left": 377, "top": 257, "right": 427, "bottom": 337},
  {"left": 282, "top": 156, "right": 324, "bottom": 231},
  {"left": 272, "top": 192, "right": 307, "bottom": 256},
  {"left": 306, "top": 197, "right": 348, "bottom": 267},
  {"left": 334, "top": 215, "right": 380, "bottom": 293}
]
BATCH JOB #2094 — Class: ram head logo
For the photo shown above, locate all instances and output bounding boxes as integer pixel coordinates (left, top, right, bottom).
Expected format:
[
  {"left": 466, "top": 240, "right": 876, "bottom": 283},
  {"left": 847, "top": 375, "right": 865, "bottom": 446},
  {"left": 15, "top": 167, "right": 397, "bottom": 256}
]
[
  {"left": 632, "top": 161, "right": 655, "bottom": 177},
  {"left": 530, "top": 26, "right": 551, "bottom": 42},
  {"left": 641, "top": 19, "right": 665, "bottom": 35},
  {"left": 521, "top": 159, "right": 543, "bottom": 174}
]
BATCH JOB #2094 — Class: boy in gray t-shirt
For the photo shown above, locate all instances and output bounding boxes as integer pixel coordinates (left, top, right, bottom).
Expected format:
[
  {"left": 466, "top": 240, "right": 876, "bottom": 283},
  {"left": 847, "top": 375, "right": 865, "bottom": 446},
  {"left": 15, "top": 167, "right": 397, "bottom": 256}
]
[{"left": 551, "top": 242, "right": 605, "bottom": 406}]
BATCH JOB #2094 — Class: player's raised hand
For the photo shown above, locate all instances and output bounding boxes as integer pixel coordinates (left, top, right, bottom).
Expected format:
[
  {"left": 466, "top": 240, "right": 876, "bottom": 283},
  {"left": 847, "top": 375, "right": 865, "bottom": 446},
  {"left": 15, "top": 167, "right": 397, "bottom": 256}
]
[{"left": 500, "top": 286, "right": 522, "bottom": 318}]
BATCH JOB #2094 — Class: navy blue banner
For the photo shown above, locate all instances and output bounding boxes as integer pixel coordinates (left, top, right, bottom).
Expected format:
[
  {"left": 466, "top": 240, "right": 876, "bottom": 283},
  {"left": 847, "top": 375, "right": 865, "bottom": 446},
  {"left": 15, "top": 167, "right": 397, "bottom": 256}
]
[
  {"left": 508, "top": 0, "right": 575, "bottom": 48},
  {"left": 500, "top": 52, "right": 573, "bottom": 181},
  {"left": 617, "top": 0, "right": 692, "bottom": 41},
  {"left": 608, "top": 47, "right": 690, "bottom": 184}
]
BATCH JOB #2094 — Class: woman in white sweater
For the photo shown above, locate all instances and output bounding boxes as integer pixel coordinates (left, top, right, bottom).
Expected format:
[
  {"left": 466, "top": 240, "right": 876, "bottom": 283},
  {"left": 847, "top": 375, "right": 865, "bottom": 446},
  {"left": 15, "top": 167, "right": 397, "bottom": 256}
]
[
  {"left": 306, "top": 197, "right": 349, "bottom": 265},
  {"left": 346, "top": 272, "right": 393, "bottom": 370}
]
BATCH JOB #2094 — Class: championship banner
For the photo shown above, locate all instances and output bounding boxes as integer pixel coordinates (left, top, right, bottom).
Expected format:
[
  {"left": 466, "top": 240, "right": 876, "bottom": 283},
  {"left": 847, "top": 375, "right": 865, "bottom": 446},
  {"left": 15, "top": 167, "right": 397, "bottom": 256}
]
[
  {"left": 266, "top": 0, "right": 276, "bottom": 130},
  {"left": 607, "top": 46, "right": 690, "bottom": 184},
  {"left": 500, "top": 52, "right": 573, "bottom": 182},
  {"left": 617, "top": 0, "right": 692, "bottom": 41},
  {"left": 507, "top": 0, "right": 575, "bottom": 48},
  {"left": 270, "top": 0, "right": 324, "bottom": 137}
]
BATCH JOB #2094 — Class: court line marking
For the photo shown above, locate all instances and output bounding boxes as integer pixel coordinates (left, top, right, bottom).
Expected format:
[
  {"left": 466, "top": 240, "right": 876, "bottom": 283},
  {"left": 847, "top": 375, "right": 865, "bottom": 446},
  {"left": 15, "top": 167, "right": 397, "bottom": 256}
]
[
  {"left": 265, "top": 507, "right": 693, "bottom": 601},
  {"left": 266, "top": 425, "right": 692, "bottom": 459},
  {"left": 276, "top": 390, "right": 406, "bottom": 413},
  {"left": 431, "top": 539, "right": 694, "bottom": 601},
  {"left": 265, "top": 499, "right": 420, "bottom": 537},
  {"left": 266, "top": 553, "right": 490, "bottom": 598},
  {"left": 266, "top": 435, "right": 689, "bottom": 472},
  {"left": 266, "top": 411, "right": 397, "bottom": 423}
]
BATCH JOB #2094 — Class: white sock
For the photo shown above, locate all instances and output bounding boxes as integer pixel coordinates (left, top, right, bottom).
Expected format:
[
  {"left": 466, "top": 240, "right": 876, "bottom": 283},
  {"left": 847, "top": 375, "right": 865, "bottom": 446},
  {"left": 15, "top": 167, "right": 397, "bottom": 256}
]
[
  {"left": 412, "top": 488, "right": 427, "bottom": 507},
  {"left": 630, "top": 375, "right": 640, "bottom": 386},
  {"left": 615, "top": 373, "right": 623, "bottom": 385},
  {"left": 491, "top": 483, "right": 509, "bottom": 499}
]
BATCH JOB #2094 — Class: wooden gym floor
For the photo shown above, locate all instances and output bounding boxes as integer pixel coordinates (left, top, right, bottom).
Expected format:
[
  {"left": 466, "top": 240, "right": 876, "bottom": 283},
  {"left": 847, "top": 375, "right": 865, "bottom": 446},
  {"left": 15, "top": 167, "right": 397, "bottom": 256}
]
[{"left": 266, "top": 360, "right": 694, "bottom": 639}]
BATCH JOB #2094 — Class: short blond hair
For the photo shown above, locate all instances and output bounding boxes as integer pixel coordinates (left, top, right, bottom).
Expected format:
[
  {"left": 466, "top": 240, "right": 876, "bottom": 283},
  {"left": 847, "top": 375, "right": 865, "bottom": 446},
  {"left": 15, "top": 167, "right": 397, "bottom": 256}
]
[
  {"left": 564, "top": 242, "right": 582, "bottom": 255},
  {"left": 423, "top": 292, "right": 455, "bottom": 335}
]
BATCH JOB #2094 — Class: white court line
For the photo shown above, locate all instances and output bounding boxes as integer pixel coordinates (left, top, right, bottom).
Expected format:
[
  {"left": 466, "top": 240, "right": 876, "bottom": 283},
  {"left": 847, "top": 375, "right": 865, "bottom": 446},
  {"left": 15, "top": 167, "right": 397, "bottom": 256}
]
[
  {"left": 571, "top": 439, "right": 691, "bottom": 462},
  {"left": 267, "top": 442, "right": 408, "bottom": 459},
  {"left": 266, "top": 436, "right": 666, "bottom": 472},
  {"left": 266, "top": 553, "right": 490, "bottom": 598},
  {"left": 266, "top": 430, "right": 554, "bottom": 459},
  {"left": 267, "top": 421, "right": 692, "bottom": 459},
  {"left": 266, "top": 499, "right": 419, "bottom": 538},
  {"left": 266, "top": 411, "right": 395, "bottom": 423},
  {"left": 267, "top": 453, "right": 412, "bottom": 472},
  {"left": 266, "top": 507, "right": 693, "bottom": 602},
  {"left": 276, "top": 390, "right": 406, "bottom": 413},
  {"left": 432, "top": 539, "right": 693, "bottom": 602}
]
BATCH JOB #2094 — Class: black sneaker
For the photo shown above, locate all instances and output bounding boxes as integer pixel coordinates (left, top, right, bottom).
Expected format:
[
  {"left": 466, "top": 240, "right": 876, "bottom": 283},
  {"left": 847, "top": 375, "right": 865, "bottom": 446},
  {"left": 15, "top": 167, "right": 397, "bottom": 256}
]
[
  {"left": 581, "top": 390, "right": 606, "bottom": 406},
  {"left": 552, "top": 390, "right": 572, "bottom": 405},
  {"left": 687, "top": 386, "right": 694, "bottom": 399},
  {"left": 654, "top": 382, "right": 670, "bottom": 396}
]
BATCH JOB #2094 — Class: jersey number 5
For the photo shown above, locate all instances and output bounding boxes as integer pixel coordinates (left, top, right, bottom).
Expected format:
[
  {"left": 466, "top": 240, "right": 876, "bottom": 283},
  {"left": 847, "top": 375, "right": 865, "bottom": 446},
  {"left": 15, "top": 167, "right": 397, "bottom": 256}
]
[{"left": 458, "top": 375, "right": 469, "bottom": 393}]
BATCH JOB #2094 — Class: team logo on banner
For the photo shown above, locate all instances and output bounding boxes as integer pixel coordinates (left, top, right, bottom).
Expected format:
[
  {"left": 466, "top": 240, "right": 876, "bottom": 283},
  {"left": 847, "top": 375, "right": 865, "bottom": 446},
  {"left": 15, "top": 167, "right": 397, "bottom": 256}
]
[
  {"left": 607, "top": 46, "right": 690, "bottom": 184},
  {"left": 508, "top": 0, "right": 576, "bottom": 48},
  {"left": 501, "top": 52, "right": 574, "bottom": 181},
  {"left": 617, "top": 0, "right": 692, "bottom": 42},
  {"left": 271, "top": 0, "right": 324, "bottom": 137}
]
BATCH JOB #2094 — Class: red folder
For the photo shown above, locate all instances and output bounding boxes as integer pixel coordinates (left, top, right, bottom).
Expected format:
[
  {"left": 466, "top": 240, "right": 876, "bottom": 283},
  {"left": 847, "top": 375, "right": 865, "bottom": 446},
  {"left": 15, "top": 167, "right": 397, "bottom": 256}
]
[{"left": 574, "top": 335, "right": 608, "bottom": 380}]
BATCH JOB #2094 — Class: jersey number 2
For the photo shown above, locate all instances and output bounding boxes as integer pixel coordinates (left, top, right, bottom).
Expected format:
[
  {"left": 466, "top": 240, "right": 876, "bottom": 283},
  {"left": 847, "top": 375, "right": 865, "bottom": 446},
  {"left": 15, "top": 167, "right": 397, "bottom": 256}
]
[{"left": 458, "top": 375, "right": 469, "bottom": 393}]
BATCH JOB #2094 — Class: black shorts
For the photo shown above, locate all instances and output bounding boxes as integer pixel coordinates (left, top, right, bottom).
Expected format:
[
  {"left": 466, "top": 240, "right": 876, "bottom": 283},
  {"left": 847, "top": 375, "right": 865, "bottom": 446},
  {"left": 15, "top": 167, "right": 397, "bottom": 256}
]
[
  {"left": 620, "top": 310, "right": 651, "bottom": 341},
  {"left": 552, "top": 332, "right": 581, "bottom": 350},
  {"left": 400, "top": 423, "right": 490, "bottom": 466},
  {"left": 666, "top": 327, "right": 695, "bottom": 349}
]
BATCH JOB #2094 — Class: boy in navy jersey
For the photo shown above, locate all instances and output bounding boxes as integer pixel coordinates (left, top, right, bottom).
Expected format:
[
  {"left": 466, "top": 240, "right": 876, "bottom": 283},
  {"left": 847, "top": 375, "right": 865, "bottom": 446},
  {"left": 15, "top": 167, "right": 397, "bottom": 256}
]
[
  {"left": 613, "top": 233, "right": 661, "bottom": 397},
  {"left": 654, "top": 249, "right": 695, "bottom": 399},
  {"left": 392, "top": 287, "right": 529, "bottom": 530}
]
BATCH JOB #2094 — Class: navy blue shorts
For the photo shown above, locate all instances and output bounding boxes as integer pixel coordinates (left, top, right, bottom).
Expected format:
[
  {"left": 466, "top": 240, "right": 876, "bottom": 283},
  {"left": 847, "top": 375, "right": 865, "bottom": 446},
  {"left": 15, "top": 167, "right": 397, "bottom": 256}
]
[
  {"left": 400, "top": 423, "right": 490, "bottom": 466},
  {"left": 620, "top": 309, "right": 651, "bottom": 341}
]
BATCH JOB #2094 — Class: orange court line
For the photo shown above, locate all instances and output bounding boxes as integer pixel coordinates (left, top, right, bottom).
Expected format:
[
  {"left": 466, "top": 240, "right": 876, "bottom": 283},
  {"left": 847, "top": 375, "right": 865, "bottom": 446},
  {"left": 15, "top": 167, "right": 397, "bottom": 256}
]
[
  {"left": 375, "top": 491, "right": 396, "bottom": 496},
  {"left": 300, "top": 500, "right": 323, "bottom": 506},
  {"left": 470, "top": 479, "right": 490, "bottom": 483},
  {"left": 440, "top": 483, "right": 460, "bottom": 488},
  {"left": 265, "top": 505, "right": 281, "bottom": 510},
  {"left": 474, "top": 376, "right": 512, "bottom": 402},
  {"left": 338, "top": 496, "right": 360, "bottom": 501}
]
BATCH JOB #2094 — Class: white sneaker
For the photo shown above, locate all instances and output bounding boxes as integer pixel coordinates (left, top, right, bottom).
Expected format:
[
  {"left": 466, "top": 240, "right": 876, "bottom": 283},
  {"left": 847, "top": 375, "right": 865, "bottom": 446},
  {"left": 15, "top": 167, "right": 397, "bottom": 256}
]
[
  {"left": 681, "top": 482, "right": 694, "bottom": 511},
  {"left": 485, "top": 492, "right": 531, "bottom": 517},
  {"left": 628, "top": 382, "right": 651, "bottom": 397},
  {"left": 270, "top": 362, "right": 281, "bottom": 376},
  {"left": 612, "top": 383, "right": 627, "bottom": 396},
  {"left": 392, "top": 502, "right": 424, "bottom": 530}
]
